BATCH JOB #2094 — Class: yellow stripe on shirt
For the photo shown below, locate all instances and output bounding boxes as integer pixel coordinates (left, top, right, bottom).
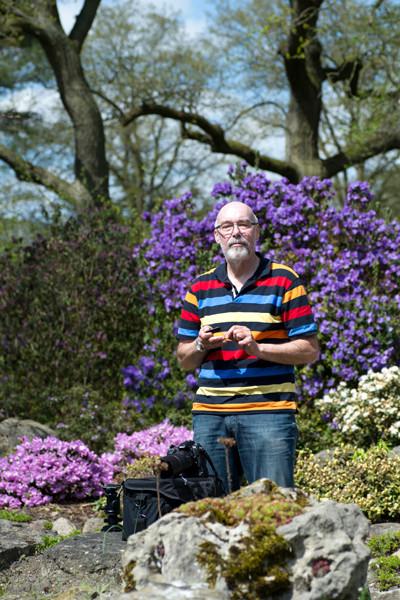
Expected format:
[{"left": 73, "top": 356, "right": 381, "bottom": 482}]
[
  {"left": 197, "top": 382, "right": 295, "bottom": 396},
  {"left": 185, "top": 291, "right": 198, "bottom": 307},
  {"left": 202, "top": 312, "right": 282, "bottom": 327}
]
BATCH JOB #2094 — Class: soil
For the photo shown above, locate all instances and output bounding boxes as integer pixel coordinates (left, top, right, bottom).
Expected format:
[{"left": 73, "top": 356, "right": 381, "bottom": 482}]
[{"left": 18, "top": 500, "right": 102, "bottom": 531}]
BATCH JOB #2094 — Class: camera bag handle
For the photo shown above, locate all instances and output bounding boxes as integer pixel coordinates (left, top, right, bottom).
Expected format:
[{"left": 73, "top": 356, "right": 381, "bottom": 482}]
[{"left": 201, "top": 447, "right": 223, "bottom": 480}]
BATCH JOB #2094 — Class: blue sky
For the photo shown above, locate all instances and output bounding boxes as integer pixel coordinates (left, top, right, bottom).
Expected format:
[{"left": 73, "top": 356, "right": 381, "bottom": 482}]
[{"left": 59, "top": 0, "right": 211, "bottom": 36}]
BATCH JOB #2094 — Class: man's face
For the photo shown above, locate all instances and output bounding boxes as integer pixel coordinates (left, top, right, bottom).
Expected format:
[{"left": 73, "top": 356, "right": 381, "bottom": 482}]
[{"left": 214, "top": 203, "right": 259, "bottom": 262}]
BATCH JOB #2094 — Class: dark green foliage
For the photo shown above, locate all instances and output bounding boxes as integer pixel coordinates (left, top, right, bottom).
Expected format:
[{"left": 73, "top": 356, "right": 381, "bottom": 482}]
[
  {"left": 369, "top": 531, "right": 400, "bottom": 558},
  {"left": 0, "top": 208, "right": 150, "bottom": 449},
  {"left": 296, "top": 402, "right": 336, "bottom": 453}
]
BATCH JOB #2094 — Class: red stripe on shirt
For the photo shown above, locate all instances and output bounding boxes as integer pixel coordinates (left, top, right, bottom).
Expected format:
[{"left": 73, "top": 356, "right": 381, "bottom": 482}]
[
  {"left": 254, "top": 276, "right": 292, "bottom": 289},
  {"left": 192, "top": 279, "right": 228, "bottom": 292},
  {"left": 282, "top": 305, "right": 313, "bottom": 322},
  {"left": 208, "top": 349, "right": 257, "bottom": 360},
  {"left": 181, "top": 309, "right": 200, "bottom": 322}
]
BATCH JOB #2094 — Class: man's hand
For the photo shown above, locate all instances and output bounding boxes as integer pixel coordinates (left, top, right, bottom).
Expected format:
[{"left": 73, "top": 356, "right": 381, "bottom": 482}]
[
  {"left": 198, "top": 325, "right": 227, "bottom": 352},
  {"left": 225, "top": 327, "right": 319, "bottom": 365},
  {"left": 177, "top": 326, "right": 226, "bottom": 370},
  {"left": 225, "top": 325, "right": 259, "bottom": 355}
]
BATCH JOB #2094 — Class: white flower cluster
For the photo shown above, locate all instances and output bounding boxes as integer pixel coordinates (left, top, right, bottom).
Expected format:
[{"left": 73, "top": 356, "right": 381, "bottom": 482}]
[{"left": 316, "top": 366, "right": 400, "bottom": 445}]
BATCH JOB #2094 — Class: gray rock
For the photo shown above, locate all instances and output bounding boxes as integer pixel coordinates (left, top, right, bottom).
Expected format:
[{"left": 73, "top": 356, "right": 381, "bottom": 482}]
[
  {"left": 53, "top": 516, "right": 78, "bottom": 536},
  {"left": 0, "top": 417, "right": 56, "bottom": 457},
  {"left": 117, "top": 586, "right": 229, "bottom": 599},
  {"left": 369, "top": 590, "right": 400, "bottom": 600},
  {"left": 0, "top": 518, "right": 56, "bottom": 568},
  {"left": 314, "top": 448, "right": 337, "bottom": 462},
  {"left": 0, "top": 531, "right": 125, "bottom": 598},
  {"left": 121, "top": 480, "right": 371, "bottom": 600},
  {"left": 369, "top": 522, "right": 400, "bottom": 539},
  {"left": 277, "top": 500, "right": 370, "bottom": 600},
  {"left": 83, "top": 516, "right": 104, "bottom": 533}
]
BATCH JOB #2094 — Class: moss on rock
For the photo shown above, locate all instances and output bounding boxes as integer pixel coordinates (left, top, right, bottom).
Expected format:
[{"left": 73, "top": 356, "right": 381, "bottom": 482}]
[
  {"left": 177, "top": 489, "right": 305, "bottom": 600},
  {"left": 123, "top": 559, "right": 136, "bottom": 593}
]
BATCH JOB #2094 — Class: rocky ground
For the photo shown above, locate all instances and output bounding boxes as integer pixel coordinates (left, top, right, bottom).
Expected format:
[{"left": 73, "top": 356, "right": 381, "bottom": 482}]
[
  {"left": 0, "top": 500, "right": 126, "bottom": 599},
  {"left": 0, "top": 501, "right": 400, "bottom": 600}
]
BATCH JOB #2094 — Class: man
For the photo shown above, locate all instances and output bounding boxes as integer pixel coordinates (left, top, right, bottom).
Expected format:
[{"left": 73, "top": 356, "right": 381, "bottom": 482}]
[{"left": 176, "top": 201, "right": 319, "bottom": 492}]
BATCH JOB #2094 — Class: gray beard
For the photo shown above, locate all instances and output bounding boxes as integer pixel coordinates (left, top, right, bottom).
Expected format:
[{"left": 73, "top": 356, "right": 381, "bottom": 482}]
[{"left": 224, "top": 240, "right": 250, "bottom": 262}]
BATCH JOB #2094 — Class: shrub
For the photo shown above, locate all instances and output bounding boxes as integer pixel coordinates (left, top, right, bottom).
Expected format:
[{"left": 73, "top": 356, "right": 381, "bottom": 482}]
[
  {"left": 0, "top": 420, "right": 193, "bottom": 508},
  {"left": 0, "top": 208, "right": 154, "bottom": 444},
  {"left": 0, "top": 436, "right": 114, "bottom": 508},
  {"left": 2, "top": 167, "right": 400, "bottom": 432},
  {"left": 294, "top": 443, "right": 400, "bottom": 523},
  {"left": 315, "top": 366, "right": 400, "bottom": 447},
  {"left": 100, "top": 418, "right": 193, "bottom": 473}
]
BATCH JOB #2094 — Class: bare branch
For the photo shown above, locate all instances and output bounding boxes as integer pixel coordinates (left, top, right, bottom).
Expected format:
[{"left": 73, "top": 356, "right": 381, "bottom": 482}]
[
  {"left": 69, "top": 0, "right": 102, "bottom": 51},
  {"left": 121, "top": 102, "right": 300, "bottom": 181},
  {"left": 0, "top": 143, "right": 93, "bottom": 207},
  {"left": 226, "top": 101, "right": 287, "bottom": 130},
  {"left": 323, "top": 128, "right": 400, "bottom": 178}
]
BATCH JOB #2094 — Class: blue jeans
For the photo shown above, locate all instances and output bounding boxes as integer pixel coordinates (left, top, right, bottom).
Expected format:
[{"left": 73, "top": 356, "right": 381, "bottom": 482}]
[{"left": 193, "top": 413, "right": 298, "bottom": 493}]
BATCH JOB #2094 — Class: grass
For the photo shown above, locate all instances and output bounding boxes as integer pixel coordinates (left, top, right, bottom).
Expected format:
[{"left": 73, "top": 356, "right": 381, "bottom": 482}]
[
  {"left": 368, "top": 531, "right": 400, "bottom": 591},
  {"left": 0, "top": 509, "right": 32, "bottom": 523},
  {"left": 35, "top": 530, "right": 81, "bottom": 554}
]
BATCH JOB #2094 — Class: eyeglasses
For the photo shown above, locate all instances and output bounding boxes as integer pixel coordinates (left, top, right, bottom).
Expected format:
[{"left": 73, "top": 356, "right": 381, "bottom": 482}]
[{"left": 215, "top": 220, "right": 258, "bottom": 236}]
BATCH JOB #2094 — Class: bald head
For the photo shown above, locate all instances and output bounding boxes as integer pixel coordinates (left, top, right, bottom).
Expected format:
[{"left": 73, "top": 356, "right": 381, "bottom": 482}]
[{"left": 215, "top": 202, "right": 258, "bottom": 228}]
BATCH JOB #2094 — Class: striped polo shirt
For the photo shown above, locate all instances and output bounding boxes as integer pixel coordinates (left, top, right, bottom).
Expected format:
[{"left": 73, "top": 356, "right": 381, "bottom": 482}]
[{"left": 177, "top": 254, "right": 317, "bottom": 415}]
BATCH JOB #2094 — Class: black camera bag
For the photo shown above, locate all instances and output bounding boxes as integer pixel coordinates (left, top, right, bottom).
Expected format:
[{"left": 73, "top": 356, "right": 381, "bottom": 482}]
[{"left": 122, "top": 473, "right": 225, "bottom": 540}]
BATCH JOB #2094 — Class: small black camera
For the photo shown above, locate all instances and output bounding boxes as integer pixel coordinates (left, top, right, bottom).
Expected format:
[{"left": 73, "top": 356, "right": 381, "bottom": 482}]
[{"left": 158, "top": 440, "right": 209, "bottom": 479}]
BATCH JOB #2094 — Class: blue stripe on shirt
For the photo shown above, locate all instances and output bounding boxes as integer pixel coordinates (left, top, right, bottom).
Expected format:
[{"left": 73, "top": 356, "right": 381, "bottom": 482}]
[
  {"left": 198, "top": 293, "right": 283, "bottom": 310},
  {"left": 199, "top": 365, "right": 294, "bottom": 380},
  {"left": 177, "top": 327, "right": 198, "bottom": 338},
  {"left": 288, "top": 323, "right": 318, "bottom": 337}
]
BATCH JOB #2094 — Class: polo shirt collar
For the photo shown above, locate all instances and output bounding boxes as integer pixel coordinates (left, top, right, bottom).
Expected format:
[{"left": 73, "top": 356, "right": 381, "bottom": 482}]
[{"left": 214, "top": 253, "right": 271, "bottom": 286}]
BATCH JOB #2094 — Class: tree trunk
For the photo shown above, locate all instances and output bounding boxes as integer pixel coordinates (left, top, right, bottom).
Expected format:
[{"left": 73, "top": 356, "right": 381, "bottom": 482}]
[
  {"left": 281, "top": 0, "right": 325, "bottom": 176},
  {"left": 41, "top": 29, "right": 109, "bottom": 206},
  {"left": 0, "top": 0, "right": 109, "bottom": 208}
]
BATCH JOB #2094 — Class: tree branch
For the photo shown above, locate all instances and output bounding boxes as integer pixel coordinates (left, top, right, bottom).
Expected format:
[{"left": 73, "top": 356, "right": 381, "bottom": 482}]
[
  {"left": 323, "top": 128, "right": 400, "bottom": 178},
  {"left": 69, "top": 0, "right": 102, "bottom": 51},
  {"left": 0, "top": 144, "right": 93, "bottom": 207},
  {"left": 121, "top": 102, "right": 300, "bottom": 181},
  {"left": 325, "top": 59, "right": 363, "bottom": 97}
]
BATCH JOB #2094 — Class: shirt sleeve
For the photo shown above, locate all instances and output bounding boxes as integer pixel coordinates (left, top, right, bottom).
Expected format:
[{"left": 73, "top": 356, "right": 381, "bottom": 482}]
[
  {"left": 280, "top": 280, "right": 318, "bottom": 339},
  {"left": 176, "top": 284, "right": 201, "bottom": 340}
]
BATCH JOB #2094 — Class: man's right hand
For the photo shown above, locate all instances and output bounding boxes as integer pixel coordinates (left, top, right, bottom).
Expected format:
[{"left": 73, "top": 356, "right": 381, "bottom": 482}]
[{"left": 177, "top": 326, "right": 226, "bottom": 370}]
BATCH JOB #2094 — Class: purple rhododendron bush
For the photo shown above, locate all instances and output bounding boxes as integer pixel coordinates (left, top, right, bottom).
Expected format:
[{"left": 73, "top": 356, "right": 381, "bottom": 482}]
[
  {"left": 0, "top": 420, "right": 192, "bottom": 507},
  {"left": 101, "top": 419, "right": 193, "bottom": 470},
  {"left": 127, "top": 167, "right": 400, "bottom": 423}
]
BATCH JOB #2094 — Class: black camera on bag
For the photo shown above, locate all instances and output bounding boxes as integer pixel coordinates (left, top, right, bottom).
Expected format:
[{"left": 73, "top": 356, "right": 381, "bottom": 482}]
[{"left": 158, "top": 440, "right": 209, "bottom": 479}]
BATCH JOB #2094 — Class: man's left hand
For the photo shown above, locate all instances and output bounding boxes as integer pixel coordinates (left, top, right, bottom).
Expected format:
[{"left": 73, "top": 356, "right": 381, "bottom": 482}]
[{"left": 225, "top": 325, "right": 259, "bottom": 355}]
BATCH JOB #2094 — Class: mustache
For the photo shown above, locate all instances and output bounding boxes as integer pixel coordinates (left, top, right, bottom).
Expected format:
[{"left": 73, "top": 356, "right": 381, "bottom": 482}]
[{"left": 228, "top": 236, "right": 249, "bottom": 248}]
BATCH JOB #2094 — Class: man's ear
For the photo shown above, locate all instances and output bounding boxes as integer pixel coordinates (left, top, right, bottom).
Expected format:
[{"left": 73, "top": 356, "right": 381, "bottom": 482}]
[{"left": 214, "top": 230, "right": 221, "bottom": 245}]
